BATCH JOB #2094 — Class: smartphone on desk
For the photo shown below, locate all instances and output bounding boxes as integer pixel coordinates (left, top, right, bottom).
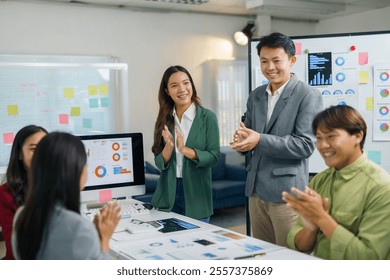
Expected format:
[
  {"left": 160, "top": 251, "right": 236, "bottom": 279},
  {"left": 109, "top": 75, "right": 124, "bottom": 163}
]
[{"left": 142, "top": 203, "right": 154, "bottom": 210}]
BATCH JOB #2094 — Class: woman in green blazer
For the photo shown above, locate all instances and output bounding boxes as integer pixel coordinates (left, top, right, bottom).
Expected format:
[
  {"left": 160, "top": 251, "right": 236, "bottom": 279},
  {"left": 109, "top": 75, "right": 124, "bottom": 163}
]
[{"left": 151, "top": 65, "right": 220, "bottom": 221}]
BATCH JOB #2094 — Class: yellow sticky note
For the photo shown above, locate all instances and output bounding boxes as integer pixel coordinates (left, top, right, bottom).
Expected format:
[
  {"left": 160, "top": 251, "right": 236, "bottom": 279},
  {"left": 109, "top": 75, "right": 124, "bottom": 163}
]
[
  {"left": 70, "top": 106, "right": 80, "bottom": 116},
  {"left": 99, "top": 84, "right": 109, "bottom": 94},
  {"left": 7, "top": 105, "right": 19, "bottom": 116},
  {"left": 359, "top": 71, "right": 369, "bottom": 84},
  {"left": 366, "top": 97, "right": 374, "bottom": 110},
  {"left": 88, "top": 85, "right": 98, "bottom": 96},
  {"left": 64, "top": 88, "right": 74, "bottom": 98}
]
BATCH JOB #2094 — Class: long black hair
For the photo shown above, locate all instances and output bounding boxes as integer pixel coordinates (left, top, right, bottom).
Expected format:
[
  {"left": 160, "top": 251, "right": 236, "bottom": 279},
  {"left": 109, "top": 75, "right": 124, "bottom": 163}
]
[
  {"left": 15, "top": 132, "right": 87, "bottom": 259},
  {"left": 5, "top": 125, "right": 48, "bottom": 206},
  {"left": 151, "top": 65, "right": 201, "bottom": 156}
]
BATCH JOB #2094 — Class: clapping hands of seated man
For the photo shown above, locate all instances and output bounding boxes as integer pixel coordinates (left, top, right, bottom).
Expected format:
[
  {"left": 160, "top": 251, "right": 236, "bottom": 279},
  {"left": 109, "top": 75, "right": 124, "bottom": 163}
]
[
  {"left": 282, "top": 187, "right": 335, "bottom": 239},
  {"left": 230, "top": 122, "right": 261, "bottom": 152}
]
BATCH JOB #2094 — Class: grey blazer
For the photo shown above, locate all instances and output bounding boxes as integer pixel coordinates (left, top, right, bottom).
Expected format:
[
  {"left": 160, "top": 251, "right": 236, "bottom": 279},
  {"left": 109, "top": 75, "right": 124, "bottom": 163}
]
[
  {"left": 244, "top": 74, "right": 323, "bottom": 202},
  {"left": 12, "top": 204, "right": 112, "bottom": 260}
]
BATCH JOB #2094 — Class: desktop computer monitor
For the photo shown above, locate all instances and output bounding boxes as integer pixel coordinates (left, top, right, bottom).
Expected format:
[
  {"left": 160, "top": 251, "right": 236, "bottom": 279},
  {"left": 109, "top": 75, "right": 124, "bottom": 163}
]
[{"left": 79, "top": 132, "right": 145, "bottom": 203}]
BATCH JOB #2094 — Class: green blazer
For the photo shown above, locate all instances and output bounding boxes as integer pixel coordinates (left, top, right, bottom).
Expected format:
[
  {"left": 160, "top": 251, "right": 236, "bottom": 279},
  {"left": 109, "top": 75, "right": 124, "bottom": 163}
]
[{"left": 151, "top": 106, "right": 220, "bottom": 219}]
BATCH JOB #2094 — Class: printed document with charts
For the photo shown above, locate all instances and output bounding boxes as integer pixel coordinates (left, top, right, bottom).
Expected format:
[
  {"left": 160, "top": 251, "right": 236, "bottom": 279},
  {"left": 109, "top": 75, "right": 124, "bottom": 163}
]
[{"left": 110, "top": 217, "right": 280, "bottom": 260}]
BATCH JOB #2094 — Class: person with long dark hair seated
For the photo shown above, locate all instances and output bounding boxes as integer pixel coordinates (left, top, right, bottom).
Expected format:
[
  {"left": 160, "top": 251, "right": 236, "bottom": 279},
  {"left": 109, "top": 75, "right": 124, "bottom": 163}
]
[
  {"left": 12, "top": 132, "right": 120, "bottom": 259},
  {"left": 0, "top": 125, "right": 48, "bottom": 259}
]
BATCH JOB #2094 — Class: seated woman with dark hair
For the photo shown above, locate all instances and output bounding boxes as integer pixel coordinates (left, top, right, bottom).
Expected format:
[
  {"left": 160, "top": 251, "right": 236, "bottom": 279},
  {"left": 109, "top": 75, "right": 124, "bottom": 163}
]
[
  {"left": 12, "top": 132, "right": 120, "bottom": 259},
  {"left": 0, "top": 125, "right": 47, "bottom": 259}
]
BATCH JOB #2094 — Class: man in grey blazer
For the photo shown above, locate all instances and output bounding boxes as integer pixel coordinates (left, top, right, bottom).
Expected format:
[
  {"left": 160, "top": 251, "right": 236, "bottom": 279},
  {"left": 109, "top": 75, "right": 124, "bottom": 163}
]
[{"left": 231, "top": 32, "right": 323, "bottom": 246}]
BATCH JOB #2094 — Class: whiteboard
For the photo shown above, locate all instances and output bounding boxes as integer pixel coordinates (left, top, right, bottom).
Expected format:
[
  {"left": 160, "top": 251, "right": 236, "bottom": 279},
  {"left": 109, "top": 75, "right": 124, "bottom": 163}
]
[
  {"left": 0, "top": 57, "right": 128, "bottom": 170},
  {"left": 249, "top": 31, "right": 390, "bottom": 173}
]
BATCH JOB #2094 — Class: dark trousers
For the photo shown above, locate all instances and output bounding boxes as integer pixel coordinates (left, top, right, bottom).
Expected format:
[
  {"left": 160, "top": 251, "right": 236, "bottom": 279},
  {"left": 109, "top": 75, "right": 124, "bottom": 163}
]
[{"left": 171, "top": 178, "right": 210, "bottom": 223}]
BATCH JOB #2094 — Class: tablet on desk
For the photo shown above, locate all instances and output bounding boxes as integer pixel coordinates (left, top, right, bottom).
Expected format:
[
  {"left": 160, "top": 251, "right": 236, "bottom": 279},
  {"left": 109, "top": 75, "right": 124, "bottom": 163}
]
[{"left": 156, "top": 218, "right": 199, "bottom": 233}]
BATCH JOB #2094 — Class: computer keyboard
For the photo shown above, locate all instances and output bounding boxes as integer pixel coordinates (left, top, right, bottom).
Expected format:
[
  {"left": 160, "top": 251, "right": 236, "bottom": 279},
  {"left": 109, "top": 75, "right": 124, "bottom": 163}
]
[{"left": 82, "top": 202, "right": 150, "bottom": 221}]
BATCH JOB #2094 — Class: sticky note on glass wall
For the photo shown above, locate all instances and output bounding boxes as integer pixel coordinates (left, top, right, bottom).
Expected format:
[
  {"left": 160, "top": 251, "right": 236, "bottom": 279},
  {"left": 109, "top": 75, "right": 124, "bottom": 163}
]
[
  {"left": 100, "top": 97, "right": 110, "bottom": 107},
  {"left": 368, "top": 151, "right": 381, "bottom": 164},
  {"left": 366, "top": 97, "right": 374, "bottom": 110},
  {"left": 83, "top": 118, "right": 92, "bottom": 129},
  {"left": 89, "top": 98, "right": 99, "bottom": 108},
  {"left": 3, "top": 132, "right": 14, "bottom": 144},
  {"left": 59, "top": 114, "right": 69, "bottom": 124},
  {"left": 358, "top": 52, "right": 368, "bottom": 65},
  {"left": 64, "top": 88, "right": 74, "bottom": 99},
  {"left": 99, "top": 84, "right": 109, "bottom": 94},
  {"left": 70, "top": 106, "right": 80, "bottom": 116},
  {"left": 88, "top": 85, "right": 98, "bottom": 96},
  {"left": 7, "top": 105, "right": 19, "bottom": 116},
  {"left": 359, "top": 71, "right": 369, "bottom": 84}
]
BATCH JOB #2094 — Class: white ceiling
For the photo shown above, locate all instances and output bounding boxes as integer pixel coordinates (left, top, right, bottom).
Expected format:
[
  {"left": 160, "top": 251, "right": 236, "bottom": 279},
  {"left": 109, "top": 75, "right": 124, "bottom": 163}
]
[{"left": 6, "top": 0, "right": 390, "bottom": 21}]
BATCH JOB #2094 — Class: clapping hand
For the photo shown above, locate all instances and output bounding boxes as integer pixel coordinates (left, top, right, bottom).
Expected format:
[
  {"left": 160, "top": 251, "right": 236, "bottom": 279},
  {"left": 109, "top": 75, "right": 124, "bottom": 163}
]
[
  {"left": 282, "top": 187, "right": 329, "bottom": 231},
  {"left": 93, "top": 201, "right": 121, "bottom": 252},
  {"left": 162, "top": 125, "right": 174, "bottom": 148},
  {"left": 230, "top": 122, "right": 260, "bottom": 152}
]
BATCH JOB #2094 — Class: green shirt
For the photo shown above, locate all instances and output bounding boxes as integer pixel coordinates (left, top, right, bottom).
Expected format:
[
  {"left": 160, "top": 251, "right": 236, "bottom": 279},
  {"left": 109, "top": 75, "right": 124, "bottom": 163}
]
[{"left": 287, "top": 154, "right": 390, "bottom": 260}]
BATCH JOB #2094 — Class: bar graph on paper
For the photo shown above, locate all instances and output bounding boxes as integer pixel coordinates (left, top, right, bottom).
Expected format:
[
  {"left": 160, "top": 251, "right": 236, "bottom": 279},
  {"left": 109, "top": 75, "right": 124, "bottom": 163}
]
[{"left": 308, "top": 52, "right": 333, "bottom": 86}]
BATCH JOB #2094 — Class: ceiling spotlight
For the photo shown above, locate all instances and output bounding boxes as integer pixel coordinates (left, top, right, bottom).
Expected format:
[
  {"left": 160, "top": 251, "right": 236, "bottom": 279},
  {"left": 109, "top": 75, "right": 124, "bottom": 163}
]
[{"left": 234, "top": 21, "right": 255, "bottom": 46}]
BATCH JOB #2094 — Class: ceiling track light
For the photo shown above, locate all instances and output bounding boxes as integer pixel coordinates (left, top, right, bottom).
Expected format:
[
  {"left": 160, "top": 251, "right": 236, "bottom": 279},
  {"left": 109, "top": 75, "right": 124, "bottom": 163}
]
[{"left": 234, "top": 21, "right": 255, "bottom": 46}]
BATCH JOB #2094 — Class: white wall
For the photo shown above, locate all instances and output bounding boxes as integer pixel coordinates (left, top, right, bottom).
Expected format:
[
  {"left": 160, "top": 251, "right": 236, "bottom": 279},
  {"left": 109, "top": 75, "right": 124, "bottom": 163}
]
[
  {"left": 316, "top": 7, "right": 390, "bottom": 34},
  {"left": 0, "top": 1, "right": 249, "bottom": 163},
  {"left": 271, "top": 18, "right": 317, "bottom": 37}
]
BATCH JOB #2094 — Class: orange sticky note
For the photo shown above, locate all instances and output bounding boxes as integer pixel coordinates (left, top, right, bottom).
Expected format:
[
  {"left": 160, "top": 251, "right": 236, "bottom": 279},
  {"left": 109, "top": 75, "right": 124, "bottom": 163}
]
[
  {"left": 358, "top": 52, "right": 368, "bottom": 65},
  {"left": 70, "top": 107, "right": 80, "bottom": 116},
  {"left": 294, "top": 42, "right": 302, "bottom": 55},
  {"left": 7, "top": 105, "right": 19, "bottom": 116},
  {"left": 3, "top": 132, "right": 14, "bottom": 144},
  {"left": 64, "top": 88, "right": 74, "bottom": 98},
  {"left": 88, "top": 85, "right": 97, "bottom": 96},
  {"left": 99, "top": 84, "right": 109, "bottom": 94},
  {"left": 59, "top": 114, "right": 69, "bottom": 124},
  {"left": 99, "top": 189, "right": 112, "bottom": 203}
]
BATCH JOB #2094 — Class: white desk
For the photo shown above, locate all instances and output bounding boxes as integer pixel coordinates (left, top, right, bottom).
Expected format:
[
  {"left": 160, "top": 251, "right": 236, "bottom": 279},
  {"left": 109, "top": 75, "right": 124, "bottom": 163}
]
[{"left": 109, "top": 207, "right": 318, "bottom": 260}]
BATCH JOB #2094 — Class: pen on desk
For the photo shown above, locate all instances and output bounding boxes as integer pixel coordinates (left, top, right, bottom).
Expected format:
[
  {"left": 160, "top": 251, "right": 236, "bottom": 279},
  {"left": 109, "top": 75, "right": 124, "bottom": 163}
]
[{"left": 234, "top": 252, "right": 266, "bottom": 260}]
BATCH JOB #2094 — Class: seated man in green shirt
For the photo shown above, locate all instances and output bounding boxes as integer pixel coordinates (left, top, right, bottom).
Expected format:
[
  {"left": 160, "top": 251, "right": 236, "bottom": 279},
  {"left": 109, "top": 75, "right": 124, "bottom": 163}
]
[{"left": 282, "top": 105, "right": 390, "bottom": 260}]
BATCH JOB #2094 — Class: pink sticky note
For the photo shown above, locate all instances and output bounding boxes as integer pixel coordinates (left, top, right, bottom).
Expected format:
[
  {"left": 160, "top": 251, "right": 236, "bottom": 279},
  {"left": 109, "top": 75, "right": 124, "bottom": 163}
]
[
  {"left": 99, "top": 189, "right": 112, "bottom": 203},
  {"left": 294, "top": 42, "right": 302, "bottom": 55},
  {"left": 59, "top": 114, "right": 69, "bottom": 124},
  {"left": 3, "top": 132, "right": 14, "bottom": 144},
  {"left": 359, "top": 52, "right": 368, "bottom": 65}
]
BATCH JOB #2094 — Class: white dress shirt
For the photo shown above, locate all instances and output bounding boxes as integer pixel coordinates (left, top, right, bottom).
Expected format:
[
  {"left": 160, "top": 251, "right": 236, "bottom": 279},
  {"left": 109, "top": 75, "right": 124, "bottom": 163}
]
[
  {"left": 173, "top": 103, "right": 196, "bottom": 178},
  {"left": 265, "top": 77, "right": 291, "bottom": 123}
]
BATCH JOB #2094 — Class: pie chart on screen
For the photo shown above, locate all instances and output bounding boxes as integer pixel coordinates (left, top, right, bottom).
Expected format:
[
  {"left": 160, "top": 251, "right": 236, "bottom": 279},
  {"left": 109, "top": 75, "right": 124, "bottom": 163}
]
[
  {"left": 112, "top": 142, "right": 120, "bottom": 151},
  {"left": 112, "top": 153, "right": 121, "bottom": 162},
  {"left": 95, "top": 165, "right": 107, "bottom": 178}
]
